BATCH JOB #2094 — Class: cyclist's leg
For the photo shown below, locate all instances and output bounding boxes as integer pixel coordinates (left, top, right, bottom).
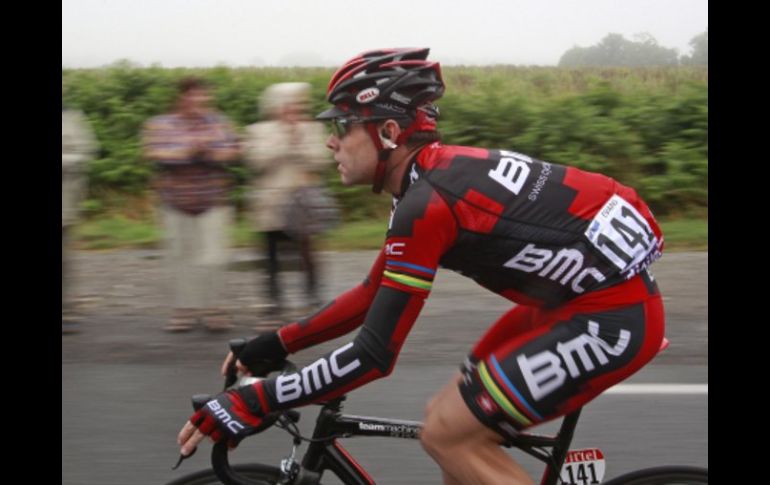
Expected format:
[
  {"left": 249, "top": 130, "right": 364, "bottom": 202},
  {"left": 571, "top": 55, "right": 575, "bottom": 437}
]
[
  {"left": 422, "top": 305, "right": 539, "bottom": 484},
  {"left": 459, "top": 296, "right": 663, "bottom": 433},
  {"left": 424, "top": 274, "right": 664, "bottom": 484},
  {"left": 466, "top": 304, "right": 540, "bottom": 363},
  {"left": 422, "top": 372, "right": 534, "bottom": 485}
]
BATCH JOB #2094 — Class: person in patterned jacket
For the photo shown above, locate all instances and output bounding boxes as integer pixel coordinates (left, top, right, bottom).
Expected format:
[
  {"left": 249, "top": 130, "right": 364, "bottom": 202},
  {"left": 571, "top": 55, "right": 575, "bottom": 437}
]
[
  {"left": 179, "top": 49, "right": 665, "bottom": 485},
  {"left": 142, "top": 77, "right": 242, "bottom": 332}
]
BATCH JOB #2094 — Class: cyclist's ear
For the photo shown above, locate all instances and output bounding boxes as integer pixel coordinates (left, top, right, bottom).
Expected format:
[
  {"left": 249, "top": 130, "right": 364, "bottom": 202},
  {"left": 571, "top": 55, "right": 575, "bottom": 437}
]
[
  {"left": 235, "top": 360, "right": 252, "bottom": 376},
  {"left": 378, "top": 121, "right": 399, "bottom": 149}
]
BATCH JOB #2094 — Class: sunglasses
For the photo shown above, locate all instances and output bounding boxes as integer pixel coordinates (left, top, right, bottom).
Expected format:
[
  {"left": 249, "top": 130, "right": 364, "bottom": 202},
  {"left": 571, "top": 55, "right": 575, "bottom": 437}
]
[
  {"left": 329, "top": 116, "right": 367, "bottom": 138},
  {"left": 329, "top": 115, "right": 410, "bottom": 138}
]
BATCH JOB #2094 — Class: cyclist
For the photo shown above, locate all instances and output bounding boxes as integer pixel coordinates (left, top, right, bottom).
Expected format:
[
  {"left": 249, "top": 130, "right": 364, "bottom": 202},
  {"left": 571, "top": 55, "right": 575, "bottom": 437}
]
[{"left": 178, "top": 48, "right": 666, "bottom": 484}]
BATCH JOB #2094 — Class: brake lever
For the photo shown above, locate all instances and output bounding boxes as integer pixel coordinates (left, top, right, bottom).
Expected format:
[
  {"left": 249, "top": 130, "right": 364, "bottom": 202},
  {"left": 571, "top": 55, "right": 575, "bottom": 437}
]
[
  {"left": 171, "top": 447, "right": 197, "bottom": 470},
  {"left": 224, "top": 338, "right": 248, "bottom": 390}
]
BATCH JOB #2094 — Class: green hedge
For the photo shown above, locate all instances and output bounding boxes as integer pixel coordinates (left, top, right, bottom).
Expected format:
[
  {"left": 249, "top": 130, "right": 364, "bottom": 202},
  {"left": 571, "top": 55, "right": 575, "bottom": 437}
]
[{"left": 63, "top": 62, "right": 707, "bottom": 219}]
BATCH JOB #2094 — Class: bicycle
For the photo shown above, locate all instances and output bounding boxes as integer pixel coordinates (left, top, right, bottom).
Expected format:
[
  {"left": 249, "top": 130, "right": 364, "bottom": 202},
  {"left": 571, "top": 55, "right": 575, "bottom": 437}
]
[{"left": 168, "top": 339, "right": 708, "bottom": 485}]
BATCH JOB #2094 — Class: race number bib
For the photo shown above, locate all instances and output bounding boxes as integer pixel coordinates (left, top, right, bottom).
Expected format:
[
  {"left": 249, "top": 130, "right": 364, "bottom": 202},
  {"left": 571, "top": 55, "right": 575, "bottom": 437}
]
[
  {"left": 560, "top": 448, "right": 606, "bottom": 485},
  {"left": 585, "top": 195, "right": 660, "bottom": 276}
]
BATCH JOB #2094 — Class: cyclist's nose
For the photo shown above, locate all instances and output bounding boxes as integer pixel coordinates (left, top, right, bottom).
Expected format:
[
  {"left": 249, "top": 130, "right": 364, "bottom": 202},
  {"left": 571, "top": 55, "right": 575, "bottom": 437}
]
[{"left": 326, "top": 134, "right": 339, "bottom": 151}]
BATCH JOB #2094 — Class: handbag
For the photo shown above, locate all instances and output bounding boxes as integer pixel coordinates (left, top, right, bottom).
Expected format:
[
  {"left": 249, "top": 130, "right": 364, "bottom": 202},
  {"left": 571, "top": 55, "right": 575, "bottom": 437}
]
[{"left": 283, "top": 185, "right": 341, "bottom": 237}]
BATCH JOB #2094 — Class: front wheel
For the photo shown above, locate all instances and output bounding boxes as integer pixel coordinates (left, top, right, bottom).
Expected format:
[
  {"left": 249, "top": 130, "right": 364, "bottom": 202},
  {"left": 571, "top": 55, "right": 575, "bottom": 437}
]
[
  {"left": 166, "top": 463, "right": 282, "bottom": 485},
  {"left": 602, "top": 465, "right": 708, "bottom": 484}
]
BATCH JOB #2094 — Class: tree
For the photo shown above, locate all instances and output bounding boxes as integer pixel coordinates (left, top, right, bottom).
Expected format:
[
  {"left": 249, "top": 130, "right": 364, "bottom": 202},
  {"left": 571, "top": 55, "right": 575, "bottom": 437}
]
[
  {"left": 681, "top": 30, "right": 708, "bottom": 65},
  {"left": 558, "top": 33, "right": 679, "bottom": 67}
]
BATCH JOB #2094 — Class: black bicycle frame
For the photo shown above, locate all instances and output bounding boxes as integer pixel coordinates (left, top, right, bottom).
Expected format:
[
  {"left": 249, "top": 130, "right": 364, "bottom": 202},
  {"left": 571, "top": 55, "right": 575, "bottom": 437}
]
[
  {"left": 207, "top": 343, "right": 587, "bottom": 485},
  {"left": 296, "top": 399, "right": 422, "bottom": 485},
  {"left": 266, "top": 396, "right": 582, "bottom": 485}
]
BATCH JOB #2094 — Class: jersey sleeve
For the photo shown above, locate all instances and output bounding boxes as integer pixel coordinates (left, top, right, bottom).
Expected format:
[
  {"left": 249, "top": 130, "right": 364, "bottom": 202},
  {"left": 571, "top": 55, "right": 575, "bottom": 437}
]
[
  {"left": 278, "top": 248, "right": 387, "bottom": 354},
  {"left": 244, "top": 184, "right": 459, "bottom": 413},
  {"left": 381, "top": 181, "right": 458, "bottom": 298}
]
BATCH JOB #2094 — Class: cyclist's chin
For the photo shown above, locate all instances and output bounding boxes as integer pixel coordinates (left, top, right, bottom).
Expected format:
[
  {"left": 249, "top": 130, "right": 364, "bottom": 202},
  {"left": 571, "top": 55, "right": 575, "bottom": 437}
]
[{"left": 339, "top": 171, "right": 359, "bottom": 187}]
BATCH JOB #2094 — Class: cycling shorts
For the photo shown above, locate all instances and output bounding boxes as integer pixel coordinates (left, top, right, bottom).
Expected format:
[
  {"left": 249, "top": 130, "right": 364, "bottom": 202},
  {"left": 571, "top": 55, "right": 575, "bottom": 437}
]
[{"left": 459, "top": 269, "right": 664, "bottom": 439}]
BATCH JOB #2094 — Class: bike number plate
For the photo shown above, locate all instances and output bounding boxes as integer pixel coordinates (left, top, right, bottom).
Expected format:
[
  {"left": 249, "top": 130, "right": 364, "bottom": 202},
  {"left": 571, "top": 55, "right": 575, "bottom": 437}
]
[{"left": 559, "top": 448, "right": 606, "bottom": 485}]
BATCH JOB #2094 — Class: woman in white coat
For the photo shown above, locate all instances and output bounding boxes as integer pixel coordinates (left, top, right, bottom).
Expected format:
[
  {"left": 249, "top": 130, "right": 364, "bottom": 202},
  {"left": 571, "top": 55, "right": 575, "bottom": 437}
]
[{"left": 245, "top": 82, "right": 330, "bottom": 319}]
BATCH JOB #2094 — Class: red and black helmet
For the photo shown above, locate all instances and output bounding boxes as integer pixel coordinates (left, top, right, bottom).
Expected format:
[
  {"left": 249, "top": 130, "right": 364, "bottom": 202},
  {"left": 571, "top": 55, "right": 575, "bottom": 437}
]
[
  {"left": 317, "top": 47, "right": 444, "bottom": 123},
  {"left": 318, "top": 48, "right": 445, "bottom": 193}
]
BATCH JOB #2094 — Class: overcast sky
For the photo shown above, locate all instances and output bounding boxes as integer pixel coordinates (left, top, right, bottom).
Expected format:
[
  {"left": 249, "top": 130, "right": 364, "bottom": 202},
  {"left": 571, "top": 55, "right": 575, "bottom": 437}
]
[{"left": 62, "top": 0, "right": 708, "bottom": 68}]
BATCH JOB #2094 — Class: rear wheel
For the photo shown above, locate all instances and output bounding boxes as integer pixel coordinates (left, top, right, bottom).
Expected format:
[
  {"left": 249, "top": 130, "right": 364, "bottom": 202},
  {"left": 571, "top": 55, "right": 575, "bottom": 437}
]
[
  {"left": 602, "top": 466, "right": 708, "bottom": 484},
  {"left": 166, "top": 463, "right": 282, "bottom": 485}
]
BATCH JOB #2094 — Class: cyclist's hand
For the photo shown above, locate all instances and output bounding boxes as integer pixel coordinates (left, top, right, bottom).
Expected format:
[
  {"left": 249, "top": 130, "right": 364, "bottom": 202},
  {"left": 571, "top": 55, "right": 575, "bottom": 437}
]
[
  {"left": 237, "top": 331, "right": 289, "bottom": 377},
  {"left": 220, "top": 351, "right": 250, "bottom": 378},
  {"left": 178, "top": 389, "right": 267, "bottom": 456}
]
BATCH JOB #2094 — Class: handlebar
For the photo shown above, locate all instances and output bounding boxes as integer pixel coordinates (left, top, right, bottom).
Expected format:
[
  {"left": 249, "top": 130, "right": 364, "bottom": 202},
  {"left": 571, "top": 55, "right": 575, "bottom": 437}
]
[
  {"left": 223, "top": 338, "right": 248, "bottom": 389},
  {"left": 211, "top": 441, "right": 252, "bottom": 485},
  {"left": 210, "top": 350, "right": 301, "bottom": 485},
  {"left": 209, "top": 409, "right": 303, "bottom": 485},
  {"left": 186, "top": 338, "right": 299, "bottom": 484}
]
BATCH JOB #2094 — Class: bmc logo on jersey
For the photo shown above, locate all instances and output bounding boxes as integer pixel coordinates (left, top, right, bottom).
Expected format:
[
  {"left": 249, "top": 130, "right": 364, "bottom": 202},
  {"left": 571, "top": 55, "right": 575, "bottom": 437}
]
[
  {"left": 503, "top": 243, "right": 606, "bottom": 294},
  {"left": 488, "top": 150, "right": 533, "bottom": 195},
  {"left": 518, "top": 320, "right": 631, "bottom": 401},
  {"left": 385, "top": 242, "right": 406, "bottom": 256},
  {"left": 276, "top": 342, "right": 361, "bottom": 403}
]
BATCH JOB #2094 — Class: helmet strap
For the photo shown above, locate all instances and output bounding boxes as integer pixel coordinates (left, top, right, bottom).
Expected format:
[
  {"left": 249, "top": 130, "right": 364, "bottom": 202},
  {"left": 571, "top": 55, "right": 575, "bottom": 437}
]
[
  {"left": 362, "top": 112, "right": 393, "bottom": 194},
  {"left": 367, "top": 109, "right": 435, "bottom": 193},
  {"left": 395, "top": 108, "right": 437, "bottom": 145},
  {"left": 373, "top": 149, "right": 391, "bottom": 194}
]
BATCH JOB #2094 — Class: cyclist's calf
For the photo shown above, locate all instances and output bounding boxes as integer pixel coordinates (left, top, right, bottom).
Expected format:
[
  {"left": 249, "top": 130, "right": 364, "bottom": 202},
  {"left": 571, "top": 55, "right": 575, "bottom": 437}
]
[
  {"left": 421, "top": 377, "right": 534, "bottom": 484},
  {"left": 420, "top": 372, "right": 464, "bottom": 453}
]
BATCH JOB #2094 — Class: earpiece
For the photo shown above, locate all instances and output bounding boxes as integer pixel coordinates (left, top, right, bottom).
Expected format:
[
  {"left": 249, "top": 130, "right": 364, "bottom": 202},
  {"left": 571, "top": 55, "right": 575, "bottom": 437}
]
[{"left": 380, "top": 131, "right": 398, "bottom": 149}]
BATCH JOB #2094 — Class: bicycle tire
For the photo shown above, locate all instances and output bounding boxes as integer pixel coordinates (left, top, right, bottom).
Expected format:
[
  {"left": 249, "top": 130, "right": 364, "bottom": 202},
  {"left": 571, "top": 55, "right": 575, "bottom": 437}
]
[
  {"left": 602, "top": 465, "right": 708, "bottom": 484},
  {"left": 166, "top": 463, "right": 283, "bottom": 485}
]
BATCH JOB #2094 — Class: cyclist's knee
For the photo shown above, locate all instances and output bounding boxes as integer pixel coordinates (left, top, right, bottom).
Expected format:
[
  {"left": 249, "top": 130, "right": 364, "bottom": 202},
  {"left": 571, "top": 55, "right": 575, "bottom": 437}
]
[
  {"left": 422, "top": 391, "right": 455, "bottom": 452},
  {"left": 421, "top": 393, "right": 470, "bottom": 457},
  {"left": 420, "top": 404, "right": 451, "bottom": 458},
  {"left": 424, "top": 392, "right": 439, "bottom": 417}
]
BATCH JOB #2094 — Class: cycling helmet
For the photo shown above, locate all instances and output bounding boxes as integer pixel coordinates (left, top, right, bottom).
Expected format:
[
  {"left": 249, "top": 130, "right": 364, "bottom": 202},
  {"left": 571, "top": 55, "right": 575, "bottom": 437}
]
[{"left": 318, "top": 48, "right": 445, "bottom": 193}]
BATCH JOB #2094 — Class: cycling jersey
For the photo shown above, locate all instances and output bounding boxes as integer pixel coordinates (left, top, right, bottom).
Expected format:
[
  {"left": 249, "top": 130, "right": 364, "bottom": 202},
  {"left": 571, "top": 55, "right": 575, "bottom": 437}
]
[
  {"left": 248, "top": 143, "right": 664, "bottom": 434},
  {"left": 382, "top": 143, "right": 663, "bottom": 308}
]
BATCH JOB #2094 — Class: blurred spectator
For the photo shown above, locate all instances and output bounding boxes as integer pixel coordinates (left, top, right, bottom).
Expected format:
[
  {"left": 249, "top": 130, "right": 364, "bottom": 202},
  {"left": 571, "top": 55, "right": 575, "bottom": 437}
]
[
  {"left": 62, "top": 88, "right": 98, "bottom": 334},
  {"left": 142, "top": 77, "right": 241, "bottom": 332},
  {"left": 245, "top": 82, "right": 334, "bottom": 320}
]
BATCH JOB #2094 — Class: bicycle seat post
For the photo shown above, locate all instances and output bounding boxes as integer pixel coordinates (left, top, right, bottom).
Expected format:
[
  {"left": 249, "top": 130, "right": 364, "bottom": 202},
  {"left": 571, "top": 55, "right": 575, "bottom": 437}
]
[{"left": 547, "top": 408, "right": 583, "bottom": 482}]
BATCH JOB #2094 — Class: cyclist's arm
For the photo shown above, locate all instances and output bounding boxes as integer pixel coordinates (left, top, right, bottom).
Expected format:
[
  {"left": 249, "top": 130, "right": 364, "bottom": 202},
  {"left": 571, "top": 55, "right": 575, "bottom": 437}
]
[
  {"left": 241, "top": 285, "right": 424, "bottom": 413},
  {"left": 276, "top": 248, "right": 387, "bottom": 354},
  {"left": 243, "top": 185, "right": 458, "bottom": 413}
]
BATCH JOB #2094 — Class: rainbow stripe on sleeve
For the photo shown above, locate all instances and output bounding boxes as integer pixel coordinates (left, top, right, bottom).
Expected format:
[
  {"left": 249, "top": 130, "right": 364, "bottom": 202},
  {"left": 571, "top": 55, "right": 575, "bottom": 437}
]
[{"left": 383, "top": 260, "right": 436, "bottom": 292}]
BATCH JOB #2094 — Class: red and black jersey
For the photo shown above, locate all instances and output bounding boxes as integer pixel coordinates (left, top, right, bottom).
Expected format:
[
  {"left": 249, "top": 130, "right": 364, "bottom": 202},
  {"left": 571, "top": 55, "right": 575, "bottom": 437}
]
[
  {"left": 382, "top": 143, "right": 663, "bottom": 308},
  {"left": 251, "top": 143, "right": 664, "bottom": 417}
]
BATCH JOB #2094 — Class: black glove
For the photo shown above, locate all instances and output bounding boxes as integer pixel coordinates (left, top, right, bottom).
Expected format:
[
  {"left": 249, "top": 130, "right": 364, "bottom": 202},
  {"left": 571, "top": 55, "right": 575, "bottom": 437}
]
[
  {"left": 238, "top": 331, "right": 289, "bottom": 376},
  {"left": 188, "top": 384, "right": 272, "bottom": 448}
]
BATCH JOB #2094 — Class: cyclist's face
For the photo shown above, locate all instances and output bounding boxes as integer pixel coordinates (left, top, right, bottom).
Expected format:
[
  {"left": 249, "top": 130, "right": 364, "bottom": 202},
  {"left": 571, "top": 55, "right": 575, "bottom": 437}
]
[{"left": 326, "top": 121, "right": 378, "bottom": 186}]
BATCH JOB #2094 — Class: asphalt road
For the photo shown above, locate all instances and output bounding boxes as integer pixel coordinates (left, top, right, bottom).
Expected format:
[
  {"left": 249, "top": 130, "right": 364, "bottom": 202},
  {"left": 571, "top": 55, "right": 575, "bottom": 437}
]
[{"left": 62, "top": 249, "right": 707, "bottom": 484}]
